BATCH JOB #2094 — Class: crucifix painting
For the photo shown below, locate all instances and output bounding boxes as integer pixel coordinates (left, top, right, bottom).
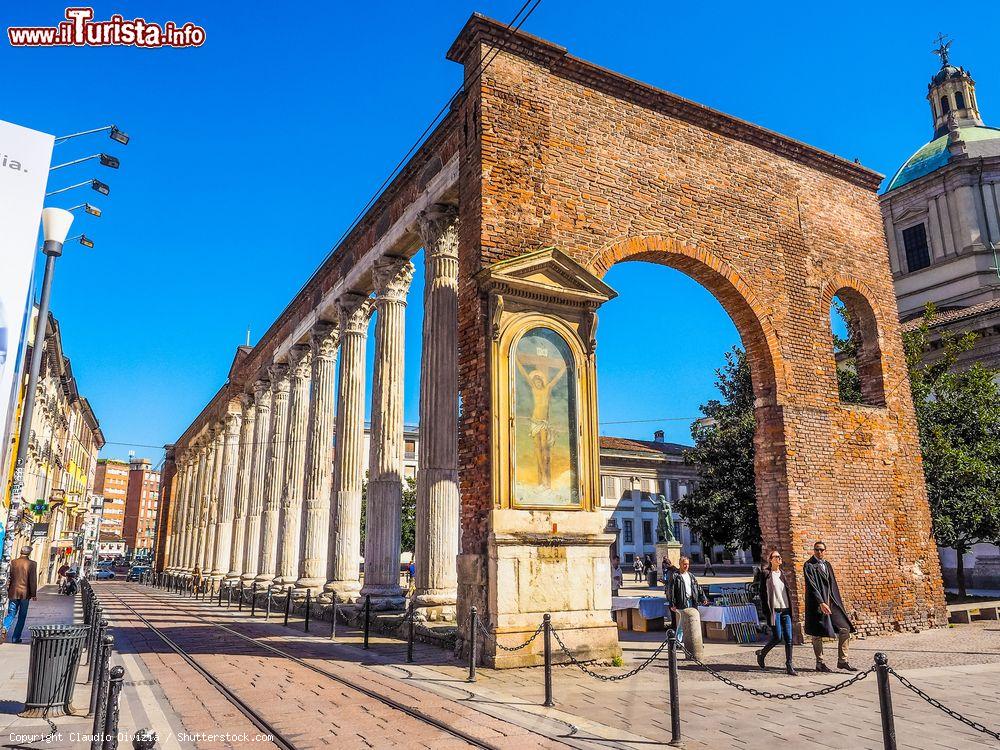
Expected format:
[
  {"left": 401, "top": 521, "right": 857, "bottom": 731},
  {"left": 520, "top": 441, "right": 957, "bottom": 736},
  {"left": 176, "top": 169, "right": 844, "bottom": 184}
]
[{"left": 512, "top": 327, "right": 580, "bottom": 506}]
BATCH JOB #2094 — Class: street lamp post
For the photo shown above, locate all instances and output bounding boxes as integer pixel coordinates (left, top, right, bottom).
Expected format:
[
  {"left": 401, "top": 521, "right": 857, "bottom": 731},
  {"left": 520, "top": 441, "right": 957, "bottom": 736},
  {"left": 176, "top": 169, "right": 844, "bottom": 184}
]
[{"left": 0, "top": 208, "right": 75, "bottom": 611}]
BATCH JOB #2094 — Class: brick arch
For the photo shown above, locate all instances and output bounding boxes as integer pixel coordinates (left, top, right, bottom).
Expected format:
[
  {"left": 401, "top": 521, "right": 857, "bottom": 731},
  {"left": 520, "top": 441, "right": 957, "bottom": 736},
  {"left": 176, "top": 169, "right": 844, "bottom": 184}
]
[
  {"left": 821, "top": 276, "right": 888, "bottom": 407},
  {"left": 587, "top": 234, "right": 786, "bottom": 408}
]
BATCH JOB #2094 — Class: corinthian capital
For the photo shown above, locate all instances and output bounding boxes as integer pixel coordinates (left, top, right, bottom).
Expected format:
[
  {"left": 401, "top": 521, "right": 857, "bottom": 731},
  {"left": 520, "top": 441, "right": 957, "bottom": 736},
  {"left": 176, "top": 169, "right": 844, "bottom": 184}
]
[
  {"left": 252, "top": 378, "right": 272, "bottom": 408},
  {"left": 287, "top": 344, "right": 312, "bottom": 380},
  {"left": 268, "top": 363, "right": 290, "bottom": 393},
  {"left": 338, "top": 293, "right": 375, "bottom": 336},
  {"left": 311, "top": 320, "right": 340, "bottom": 361},
  {"left": 417, "top": 203, "right": 459, "bottom": 259},
  {"left": 225, "top": 406, "right": 243, "bottom": 437},
  {"left": 373, "top": 256, "right": 415, "bottom": 303}
]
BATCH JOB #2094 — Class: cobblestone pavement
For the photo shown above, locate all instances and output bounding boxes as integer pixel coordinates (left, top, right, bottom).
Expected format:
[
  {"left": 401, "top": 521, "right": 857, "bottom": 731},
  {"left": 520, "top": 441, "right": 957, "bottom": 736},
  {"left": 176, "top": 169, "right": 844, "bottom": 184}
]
[
  {"left": 96, "top": 582, "right": 563, "bottom": 749},
  {"left": 101, "top": 582, "right": 1000, "bottom": 750}
]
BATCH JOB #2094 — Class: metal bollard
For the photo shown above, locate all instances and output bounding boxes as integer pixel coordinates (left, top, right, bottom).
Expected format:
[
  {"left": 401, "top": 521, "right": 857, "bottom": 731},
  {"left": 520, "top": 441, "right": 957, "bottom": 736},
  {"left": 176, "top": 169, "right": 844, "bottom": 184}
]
[
  {"left": 132, "top": 728, "right": 157, "bottom": 750},
  {"left": 218, "top": 583, "right": 224, "bottom": 607},
  {"left": 88, "top": 618, "right": 108, "bottom": 685},
  {"left": 283, "top": 591, "right": 291, "bottom": 627},
  {"left": 667, "top": 629, "right": 682, "bottom": 747},
  {"left": 227, "top": 583, "right": 233, "bottom": 608},
  {"left": 467, "top": 606, "right": 478, "bottom": 682},
  {"left": 101, "top": 665, "right": 125, "bottom": 750},
  {"left": 406, "top": 602, "right": 415, "bottom": 663},
  {"left": 238, "top": 582, "right": 245, "bottom": 611},
  {"left": 543, "top": 613, "right": 554, "bottom": 707},
  {"left": 90, "top": 633, "right": 114, "bottom": 748},
  {"left": 304, "top": 590, "right": 311, "bottom": 633},
  {"left": 875, "top": 653, "right": 897, "bottom": 750},
  {"left": 250, "top": 583, "right": 258, "bottom": 617},
  {"left": 330, "top": 598, "right": 338, "bottom": 641},
  {"left": 363, "top": 595, "right": 371, "bottom": 649},
  {"left": 265, "top": 586, "right": 273, "bottom": 620}
]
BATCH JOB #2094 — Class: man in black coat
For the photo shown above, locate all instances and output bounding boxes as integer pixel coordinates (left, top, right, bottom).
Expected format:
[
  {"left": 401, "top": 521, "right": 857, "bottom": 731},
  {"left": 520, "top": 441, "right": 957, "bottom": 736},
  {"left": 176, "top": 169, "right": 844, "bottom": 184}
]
[{"left": 803, "top": 541, "right": 857, "bottom": 672}]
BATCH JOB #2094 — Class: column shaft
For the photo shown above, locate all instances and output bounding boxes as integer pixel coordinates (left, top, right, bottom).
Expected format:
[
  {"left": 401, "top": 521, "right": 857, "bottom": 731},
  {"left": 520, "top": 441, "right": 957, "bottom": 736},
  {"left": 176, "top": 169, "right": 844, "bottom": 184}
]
[
  {"left": 414, "top": 206, "right": 460, "bottom": 614},
  {"left": 275, "top": 345, "right": 312, "bottom": 590},
  {"left": 201, "top": 427, "right": 224, "bottom": 576},
  {"left": 295, "top": 322, "right": 339, "bottom": 592},
  {"left": 325, "top": 295, "right": 373, "bottom": 600},
  {"left": 241, "top": 380, "right": 272, "bottom": 581},
  {"left": 181, "top": 446, "right": 207, "bottom": 573},
  {"left": 255, "top": 365, "right": 290, "bottom": 584},
  {"left": 227, "top": 396, "right": 256, "bottom": 580},
  {"left": 211, "top": 407, "right": 242, "bottom": 580},
  {"left": 361, "top": 257, "right": 414, "bottom": 607},
  {"left": 165, "top": 461, "right": 188, "bottom": 571}
]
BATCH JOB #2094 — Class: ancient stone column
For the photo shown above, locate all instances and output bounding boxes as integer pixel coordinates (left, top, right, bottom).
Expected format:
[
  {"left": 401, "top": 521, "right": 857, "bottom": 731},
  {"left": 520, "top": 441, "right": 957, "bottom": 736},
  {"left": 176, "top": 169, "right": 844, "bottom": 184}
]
[
  {"left": 181, "top": 444, "right": 207, "bottom": 574},
  {"left": 174, "top": 457, "right": 196, "bottom": 572},
  {"left": 211, "top": 406, "right": 242, "bottom": 582},
  {"left": 361, "top": 257, "right": 414, "bottom": 608},
  {"left": 201, "top": 426, "right": 224, "bottom": 576},
  {"left": 165, "top": 458, "right": 188, "bottom": 571},
  {"left": 227, "top": 395, "right": 256, "bottom": 581},
  {"left": 255, "top": 364, "right": 290, "bottom": 585},
  {"left": 193, "top": 440, "right": 216, "bottom": 575},
  {"left": 324, "top": 294, "right": 374, "bottom": 601},
  {"left": 275, "top": 345, "right": 312, "bottom": 590},
  {"left": 241, "top": 379, "right": 271, "bottom": 582},
  {"left": 413, "top": 206, "right": 460, "bottom": 618},
  {"left": 294, "top": 321, "right": 339, "bottom": 594}
]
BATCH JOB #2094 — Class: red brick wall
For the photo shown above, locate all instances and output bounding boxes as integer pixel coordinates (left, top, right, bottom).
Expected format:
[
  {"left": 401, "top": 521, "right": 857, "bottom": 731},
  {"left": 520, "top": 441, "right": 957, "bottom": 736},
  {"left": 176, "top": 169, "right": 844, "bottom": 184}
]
[{"left": 452, "top": 18, "right": 945, "bottom": 633}]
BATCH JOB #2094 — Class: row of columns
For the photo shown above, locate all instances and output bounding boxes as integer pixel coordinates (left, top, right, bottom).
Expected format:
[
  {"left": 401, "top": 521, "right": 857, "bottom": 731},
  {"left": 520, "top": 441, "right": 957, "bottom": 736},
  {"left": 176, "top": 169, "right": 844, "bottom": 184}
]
[{"left": 162, "top": 206, "right": 460, "bottom": 614}]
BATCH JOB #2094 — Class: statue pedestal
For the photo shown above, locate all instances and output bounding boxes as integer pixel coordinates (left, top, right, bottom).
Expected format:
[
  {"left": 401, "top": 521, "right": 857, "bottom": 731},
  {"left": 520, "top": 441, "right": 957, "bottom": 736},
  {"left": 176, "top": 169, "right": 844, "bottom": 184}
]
[{"left": 656, "top": 541, "right": 683, "bottom": 569}]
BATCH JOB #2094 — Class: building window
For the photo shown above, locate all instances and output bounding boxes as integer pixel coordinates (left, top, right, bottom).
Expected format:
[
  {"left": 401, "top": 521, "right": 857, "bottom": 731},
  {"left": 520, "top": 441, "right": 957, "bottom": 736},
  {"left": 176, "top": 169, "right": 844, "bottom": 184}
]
[
  {"left": 602, "top": 475, "right": 615, "bottom": 498},
  {"left": 623, "top": 519, "right": 633, "bottom": 544},
  {"left": 940, "top": 95, "right": 950, "bottom": 114},
  {"left": 902, "top": 223, "right": 930, "bottom": 272},
  {"left": 955, "top": 91, "right": 966, "bottom": 109},
  {"left": 642, "top": 520, "right": 653, "bottom": 545}
]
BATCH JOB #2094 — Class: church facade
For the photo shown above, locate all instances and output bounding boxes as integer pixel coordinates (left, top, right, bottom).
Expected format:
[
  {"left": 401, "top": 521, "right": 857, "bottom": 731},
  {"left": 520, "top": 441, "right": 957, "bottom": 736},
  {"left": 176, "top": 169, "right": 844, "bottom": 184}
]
[{"left": 880, "top": 39, "right": 1000, "bottom": 590}]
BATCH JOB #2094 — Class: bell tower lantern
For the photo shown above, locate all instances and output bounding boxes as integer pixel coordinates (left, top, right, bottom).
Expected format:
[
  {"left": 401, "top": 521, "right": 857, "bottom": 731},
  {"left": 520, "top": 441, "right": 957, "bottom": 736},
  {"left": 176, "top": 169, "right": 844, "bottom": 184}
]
[{"left": 927, "top": 34, "right": 984, "bottom": 137}]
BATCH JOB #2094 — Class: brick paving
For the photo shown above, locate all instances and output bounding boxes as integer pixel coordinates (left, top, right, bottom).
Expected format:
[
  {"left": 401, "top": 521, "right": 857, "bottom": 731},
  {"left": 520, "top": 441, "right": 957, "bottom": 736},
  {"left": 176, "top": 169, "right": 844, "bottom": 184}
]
[{"left": 99, "top": 581, "right": 1000, "bottom": 749}]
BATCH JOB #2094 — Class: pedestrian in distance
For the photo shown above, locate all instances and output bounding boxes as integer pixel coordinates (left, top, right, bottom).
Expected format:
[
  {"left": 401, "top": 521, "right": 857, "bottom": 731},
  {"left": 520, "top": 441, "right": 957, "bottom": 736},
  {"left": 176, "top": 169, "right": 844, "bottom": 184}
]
[
  {"left": 703, "top": 556, "right": 716, "bottom": 576},
  {"left": 633, "top": 556, "right": 643, "bottom": 582},
  {"left": 611, "top": 556, "right": 623, "bottom": 598},
  {"left": 3, "top": 546, "right": 38, "bottom": 644},
  {"left": 803, "top": 540, "right": 857, "bottom": 672},
  {"left": 662, "top": 557, "right": 678, "bottom": 606},
  {"left": 669, "top": 556, "right": 709, "bottom": 660},
  {"left": 755, "top": 549, "right": 797, "bottom": 676}
]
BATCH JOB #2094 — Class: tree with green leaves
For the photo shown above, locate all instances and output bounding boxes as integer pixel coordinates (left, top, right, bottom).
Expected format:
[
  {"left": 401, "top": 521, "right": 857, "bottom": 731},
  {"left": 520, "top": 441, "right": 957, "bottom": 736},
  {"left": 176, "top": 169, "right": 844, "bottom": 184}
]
[
  {"left": 677, "top": 346, "right": 761, "bottom": 562},
  {"left": 360, "top": 474, "right": 418, "bottom": 554},
  {"left": 901, "top": 307, "right": 1000, "bottom": 597}
]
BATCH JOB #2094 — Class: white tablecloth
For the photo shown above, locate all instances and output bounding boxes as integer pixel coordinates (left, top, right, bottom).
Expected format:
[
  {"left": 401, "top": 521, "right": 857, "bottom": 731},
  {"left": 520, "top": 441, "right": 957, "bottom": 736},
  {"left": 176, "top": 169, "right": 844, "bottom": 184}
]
[{"left": 697, "top": 604, "right": 758, "bottom": 626}]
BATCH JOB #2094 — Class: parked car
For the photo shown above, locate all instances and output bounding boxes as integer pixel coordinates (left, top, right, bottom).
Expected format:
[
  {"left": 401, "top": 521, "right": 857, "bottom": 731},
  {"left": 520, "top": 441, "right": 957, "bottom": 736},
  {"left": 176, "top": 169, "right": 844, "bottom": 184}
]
[
  {"left": 127, "top": 565, "right": 150, "bottom": 582},
  {"left": 95, "top": 569, "right": 116, "bottom": 580}
]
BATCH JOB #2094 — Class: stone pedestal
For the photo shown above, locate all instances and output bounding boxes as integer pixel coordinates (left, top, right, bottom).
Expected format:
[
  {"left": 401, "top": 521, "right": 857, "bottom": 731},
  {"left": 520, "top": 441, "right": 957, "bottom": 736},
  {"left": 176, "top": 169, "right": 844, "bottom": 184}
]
[
  {"left": 459, "top": 509, "right": 622, "bottom": 669},
  {"left": 656, "top": 541, "right": 682, "bottom": 570}
]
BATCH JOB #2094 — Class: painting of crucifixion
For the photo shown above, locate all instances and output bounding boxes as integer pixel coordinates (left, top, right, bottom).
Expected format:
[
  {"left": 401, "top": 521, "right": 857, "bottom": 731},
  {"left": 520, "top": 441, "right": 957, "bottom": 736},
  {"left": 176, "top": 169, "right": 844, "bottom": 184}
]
[{"left": 512, "top": 327, "right": 580, "bottom": 506}]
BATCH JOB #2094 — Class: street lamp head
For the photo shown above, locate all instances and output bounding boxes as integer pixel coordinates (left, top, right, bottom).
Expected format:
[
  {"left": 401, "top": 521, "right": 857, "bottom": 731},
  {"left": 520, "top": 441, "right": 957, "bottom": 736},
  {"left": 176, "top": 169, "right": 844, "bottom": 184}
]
[
  {"left": 41, "top": 207, "right": 75, "bottom": 245},
  {"left": 109, "top": 126, "right": 130, "bottom": 145},
  {"left": 84, "top": 203, "right": 102, "bottom": 217},
  {"left": 91, "top": 179, "right": 110, "bottom": 196},
  {"left": 79, "top": 235, "right": 94, "bottom": 249},
  {"left": 98, "top": 153, "right": 120, "bottom": 169}
]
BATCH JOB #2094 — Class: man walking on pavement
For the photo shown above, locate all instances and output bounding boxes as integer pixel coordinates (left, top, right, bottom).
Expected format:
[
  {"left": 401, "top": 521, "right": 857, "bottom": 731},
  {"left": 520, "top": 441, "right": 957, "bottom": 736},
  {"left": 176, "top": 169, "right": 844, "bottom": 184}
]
[
  {"left": 803, "top": 540, "right": 856, "bottom": 672},
  {"left": 3, "top": 546, "right": 38, "bottom": 644}
]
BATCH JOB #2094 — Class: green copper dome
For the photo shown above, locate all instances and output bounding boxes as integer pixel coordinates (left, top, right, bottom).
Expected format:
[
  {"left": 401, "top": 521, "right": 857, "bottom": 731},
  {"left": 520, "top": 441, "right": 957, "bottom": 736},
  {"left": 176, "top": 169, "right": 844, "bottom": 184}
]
[{"left": 885, "top": 126, "right": 1000, "bottom": 192}]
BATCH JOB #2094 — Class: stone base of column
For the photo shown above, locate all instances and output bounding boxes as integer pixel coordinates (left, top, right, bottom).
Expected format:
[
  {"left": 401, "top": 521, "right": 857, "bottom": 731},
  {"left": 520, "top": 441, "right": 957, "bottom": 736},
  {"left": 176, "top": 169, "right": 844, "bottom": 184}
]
[
  {"left": 240, "top": 571, "right": 258, "bottom": 584},
  {"left": 319, "top": 580, "right": 361, "bottom": 604},
  {"left": 412, "top": 602, "right": 456, "bottom": 623},
  {"left": 293, "top": 577, "right": 326, "bottom": 596},
  {"left": 224, "top": 572, "right": 242, "bottom": 584},
  {"left": 254, "top": 572, "right": 277, "bottom": 586},
  {"left": 358, "top": 584, "right": 405, "bottom": 611}
]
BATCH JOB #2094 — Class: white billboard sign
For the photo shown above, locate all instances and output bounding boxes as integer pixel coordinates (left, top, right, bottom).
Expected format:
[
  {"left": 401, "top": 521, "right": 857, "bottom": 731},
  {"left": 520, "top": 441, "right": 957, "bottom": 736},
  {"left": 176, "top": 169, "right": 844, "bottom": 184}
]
[{"left": 0, "top": 120, "right": 54, "bottom": 510}]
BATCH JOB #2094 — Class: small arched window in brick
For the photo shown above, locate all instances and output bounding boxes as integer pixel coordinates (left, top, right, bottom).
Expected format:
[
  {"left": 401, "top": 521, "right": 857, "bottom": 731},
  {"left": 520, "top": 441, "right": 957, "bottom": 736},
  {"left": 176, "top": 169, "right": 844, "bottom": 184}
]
[{"left": 829, "top": 288, "right": 886, "bottom": 407}]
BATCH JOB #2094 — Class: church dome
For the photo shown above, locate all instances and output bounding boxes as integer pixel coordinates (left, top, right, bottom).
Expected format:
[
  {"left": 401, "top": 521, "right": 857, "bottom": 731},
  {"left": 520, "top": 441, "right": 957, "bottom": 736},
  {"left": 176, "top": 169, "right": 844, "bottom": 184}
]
[
  {"left": 931, "top": 64, "right": 966, "bottom": 85},
  {"left": 886, "top": 125, "right": 1000, "bottom": 192}
]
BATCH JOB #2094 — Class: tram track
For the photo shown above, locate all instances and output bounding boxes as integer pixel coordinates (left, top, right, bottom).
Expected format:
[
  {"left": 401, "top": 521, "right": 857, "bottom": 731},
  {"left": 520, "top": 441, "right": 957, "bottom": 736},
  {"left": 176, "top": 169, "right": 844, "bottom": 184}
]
[{"left": 100, "top": 583, "right": 504, "bottom": 750}]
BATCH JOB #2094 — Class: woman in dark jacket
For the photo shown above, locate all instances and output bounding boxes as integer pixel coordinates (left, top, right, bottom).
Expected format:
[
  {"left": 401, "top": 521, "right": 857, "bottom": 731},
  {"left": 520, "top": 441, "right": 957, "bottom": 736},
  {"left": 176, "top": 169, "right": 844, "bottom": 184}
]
[{"left": 756, "top": 550, "right": 797, "bottom": 676}]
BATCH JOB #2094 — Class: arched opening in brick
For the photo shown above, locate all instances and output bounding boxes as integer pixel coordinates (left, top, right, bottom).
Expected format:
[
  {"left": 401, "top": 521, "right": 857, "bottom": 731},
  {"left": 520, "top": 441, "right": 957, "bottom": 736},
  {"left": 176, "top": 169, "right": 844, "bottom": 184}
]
[
  {"left": 828, "top": 287, "right": 887, "bottom": 407},
  {"left": 590, "top": 237, "right": 789, "bottom": 567}
]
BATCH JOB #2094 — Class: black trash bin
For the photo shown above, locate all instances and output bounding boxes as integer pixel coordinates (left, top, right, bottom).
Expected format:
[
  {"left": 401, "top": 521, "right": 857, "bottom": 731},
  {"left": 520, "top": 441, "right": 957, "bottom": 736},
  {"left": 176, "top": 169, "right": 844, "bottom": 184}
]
[
  {"left": 20, "top": 624, "right": 89, "bottom": 718},
  {"left": 646, "top": 568, "right": 658, "bottom": 587}
]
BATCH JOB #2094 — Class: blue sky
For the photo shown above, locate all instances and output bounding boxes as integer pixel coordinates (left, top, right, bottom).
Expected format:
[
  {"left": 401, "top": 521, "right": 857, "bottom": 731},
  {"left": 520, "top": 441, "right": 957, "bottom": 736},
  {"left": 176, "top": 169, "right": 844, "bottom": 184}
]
[{"left": 2, "top": 0, "right": 997, "bottom": 464}]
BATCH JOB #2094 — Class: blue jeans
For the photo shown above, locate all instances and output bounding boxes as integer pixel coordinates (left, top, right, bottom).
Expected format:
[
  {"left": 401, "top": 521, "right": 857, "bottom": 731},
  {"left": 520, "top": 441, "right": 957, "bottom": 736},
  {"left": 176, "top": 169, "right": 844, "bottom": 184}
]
[
  {"left": 772, "top": 609, "right": 793, "bottom": 644},
  {"left": 4, "top": 599, "right": 30, "bottom": 641}
]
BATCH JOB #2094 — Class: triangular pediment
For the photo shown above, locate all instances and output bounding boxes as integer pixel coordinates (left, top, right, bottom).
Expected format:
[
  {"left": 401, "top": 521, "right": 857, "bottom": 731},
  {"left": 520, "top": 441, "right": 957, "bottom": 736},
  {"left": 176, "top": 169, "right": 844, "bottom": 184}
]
[
  {"left": 227, "top": 345, "right": 253, "bottom": 381},
  {"left": 476, "top": 247, "right": 617, "bottom": 305}
]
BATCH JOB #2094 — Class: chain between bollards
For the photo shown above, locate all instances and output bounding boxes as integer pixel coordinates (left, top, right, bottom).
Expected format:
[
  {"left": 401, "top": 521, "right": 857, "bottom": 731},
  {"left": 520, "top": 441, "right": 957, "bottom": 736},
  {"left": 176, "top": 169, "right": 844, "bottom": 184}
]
[
  {"left": 238, "top": 581, "right": 245, "bottom": 611},
  {"left": 250, "top": 582, "right": 258, "bottom": 617},
  {"left": 667, "top": 628, "right": 682, "bottom": 747},
  {"left": 304, "top": 589, "right": 311, "bottom": 632},
  {"left": 875, "top": 652, "right": 897, "bottom": 750},
  {"left": 265, "top": 586, "right": 273, "bottom": 620},
  {"left": 363, "top": 595, "right": 371, "bottom": 649},
  {"left": 543, "top": 613, "right": 553, "bottom": 707},
  {"left": 467, "top": 606, "right": 478, "bottom": 682}
]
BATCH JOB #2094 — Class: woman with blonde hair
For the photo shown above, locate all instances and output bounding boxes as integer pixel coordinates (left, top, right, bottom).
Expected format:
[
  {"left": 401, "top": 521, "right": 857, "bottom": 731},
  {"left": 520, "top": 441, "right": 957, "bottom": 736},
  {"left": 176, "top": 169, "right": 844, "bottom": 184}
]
[{"left": 755, "top": 549, "right": 797, "bottom": 676}]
